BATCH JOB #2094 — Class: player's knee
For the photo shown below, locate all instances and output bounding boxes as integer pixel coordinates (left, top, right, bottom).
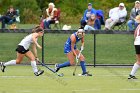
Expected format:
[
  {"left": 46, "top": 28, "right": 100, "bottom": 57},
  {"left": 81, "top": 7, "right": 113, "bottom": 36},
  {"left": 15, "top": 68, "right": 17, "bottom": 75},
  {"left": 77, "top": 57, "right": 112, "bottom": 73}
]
[
  {"left": 16, "top": 60, "right": 21, "bottom": 64},
  {"left": 137, "top": 61, "right": 140, "bottom": 65},
  {"left": 29, "top": 57, "right": 35, "bottom": 62},
  {"left": 70, "top": 61, "right": 75, "bottom": 66},
  {"left": 80, "top": 56, "right": 85, "bottom": 61},
  {"left": 30, "top": 59, "right": 35, "bottom": 62}
]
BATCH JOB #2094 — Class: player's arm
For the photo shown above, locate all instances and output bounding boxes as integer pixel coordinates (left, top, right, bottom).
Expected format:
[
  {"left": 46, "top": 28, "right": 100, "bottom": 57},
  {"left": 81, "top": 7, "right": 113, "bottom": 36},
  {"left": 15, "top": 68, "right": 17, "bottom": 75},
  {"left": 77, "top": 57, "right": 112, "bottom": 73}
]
[
  {"left": 70, "top": 34, "right": 77, "bottom": 56},
  {"left": 32, "top": 33, "right": 42, "bottom": 49},
  {"left": 81, "top": 37, "right": 84, "bottom": 47},
  {"left": 80, "top": 36, "right": 84, "bottom": 51}
]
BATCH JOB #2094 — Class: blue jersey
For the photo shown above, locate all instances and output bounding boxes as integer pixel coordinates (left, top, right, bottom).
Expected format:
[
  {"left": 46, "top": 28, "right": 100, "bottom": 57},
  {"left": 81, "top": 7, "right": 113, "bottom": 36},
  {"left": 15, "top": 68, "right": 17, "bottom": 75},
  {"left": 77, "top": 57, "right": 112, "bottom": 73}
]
[
  {"left": 64, "top": 32, "right": 81, "bottom": 54},
  {"left": 83, "top": 8, "right": 97, "bottom": 21}
]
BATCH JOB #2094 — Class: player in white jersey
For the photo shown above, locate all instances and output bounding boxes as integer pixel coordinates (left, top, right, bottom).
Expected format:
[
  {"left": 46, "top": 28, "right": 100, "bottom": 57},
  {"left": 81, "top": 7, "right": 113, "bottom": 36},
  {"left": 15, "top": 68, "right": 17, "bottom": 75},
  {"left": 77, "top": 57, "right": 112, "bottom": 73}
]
[
  {"left": 128, "top": 15, "right": 140, "bottom": 79},
  {"left": 0, "top": 26, "right": 44, "bottom": 76}
]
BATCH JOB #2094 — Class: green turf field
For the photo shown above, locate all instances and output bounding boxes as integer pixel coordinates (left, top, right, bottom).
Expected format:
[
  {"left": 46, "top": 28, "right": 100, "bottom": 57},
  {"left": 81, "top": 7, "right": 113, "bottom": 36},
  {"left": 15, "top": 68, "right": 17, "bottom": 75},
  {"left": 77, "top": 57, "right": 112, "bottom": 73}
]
[
  {"left": 0, "top": 33, "right": 135, "bottom": 65},
  {"left": 0, "top": 65, "right": 140, "bottom": 93}
]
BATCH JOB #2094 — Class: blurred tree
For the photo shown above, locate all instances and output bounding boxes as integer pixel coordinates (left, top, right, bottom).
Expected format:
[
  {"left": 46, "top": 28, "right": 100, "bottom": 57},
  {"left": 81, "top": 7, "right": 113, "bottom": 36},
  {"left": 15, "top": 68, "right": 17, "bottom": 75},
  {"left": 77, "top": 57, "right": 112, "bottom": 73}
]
[
  {"left": 0, "top": 0, "right": 136, "bottom": 24},
  {"left": 0, "top": 0, "right": 40, "bottom": 24}
]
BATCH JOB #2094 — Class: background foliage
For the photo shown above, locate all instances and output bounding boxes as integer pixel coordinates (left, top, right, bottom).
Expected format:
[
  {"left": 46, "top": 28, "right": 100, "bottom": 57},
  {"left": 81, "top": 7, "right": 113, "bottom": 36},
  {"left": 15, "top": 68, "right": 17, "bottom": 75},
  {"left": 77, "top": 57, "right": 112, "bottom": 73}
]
[{"left": 0, "top": 0, "right": 136, "bottom": 24}]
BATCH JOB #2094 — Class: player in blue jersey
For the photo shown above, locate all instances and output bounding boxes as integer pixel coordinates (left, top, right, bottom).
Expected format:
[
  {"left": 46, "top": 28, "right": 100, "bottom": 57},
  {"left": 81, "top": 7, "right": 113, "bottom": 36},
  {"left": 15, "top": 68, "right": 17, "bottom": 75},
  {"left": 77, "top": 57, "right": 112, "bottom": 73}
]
[{"left": 54, "top": 29, "right": 92, "bottom": 76}]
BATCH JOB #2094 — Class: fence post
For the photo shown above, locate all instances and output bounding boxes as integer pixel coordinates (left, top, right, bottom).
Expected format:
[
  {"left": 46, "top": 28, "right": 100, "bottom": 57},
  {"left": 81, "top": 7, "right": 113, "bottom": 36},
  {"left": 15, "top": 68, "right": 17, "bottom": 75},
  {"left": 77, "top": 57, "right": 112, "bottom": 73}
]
[
  {"left": 42, "top": 34, "right": 44, "bottom": 63},
  {"left": 94, "top": 33, "right": 96, "bottom": 67}
]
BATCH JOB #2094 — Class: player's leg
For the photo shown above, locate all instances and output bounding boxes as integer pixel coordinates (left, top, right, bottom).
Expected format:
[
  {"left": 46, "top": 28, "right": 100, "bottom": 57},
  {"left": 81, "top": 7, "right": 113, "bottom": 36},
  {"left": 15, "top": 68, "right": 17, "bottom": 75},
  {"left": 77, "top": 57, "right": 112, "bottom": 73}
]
[
  {"left": 128, "top": 45, "right": 140, "bottom": 79},
  {"left": 75, "top": 50, "right": 92, "bottom": 76},
  {"left": 54, "top": 52, "right": 74, "bottom": 72},
  {"left": 128, "top": 54, "right": 140, "bottom": 79},
  {"left": 25, "top": 51, "right": 44, "bottom": 76},
  {"left": 0, "top": 52, "right": 24, "bottom": 72}
]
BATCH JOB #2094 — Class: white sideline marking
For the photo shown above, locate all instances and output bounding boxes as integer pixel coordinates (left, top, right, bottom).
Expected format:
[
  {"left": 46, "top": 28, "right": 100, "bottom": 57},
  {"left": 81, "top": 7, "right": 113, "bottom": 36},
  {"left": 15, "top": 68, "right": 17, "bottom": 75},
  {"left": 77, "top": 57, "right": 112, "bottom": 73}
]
[
  {"left": 20, "top": 90, "right": 32, "bottom": 93},
  {"left": 0, "top": 76, "right": 42, "bottom": 78},
  {"left": 72, "top": 89, "right": 100, "bottom": 92},
  {"left": 135, "top": 81, "right": 140, "bottom": 82},
  {"left": 95, "top": 74, "right": 128, "bottom": 76},
  {"left": 120, "top": 89, "right": 140, "bottom": 91}
]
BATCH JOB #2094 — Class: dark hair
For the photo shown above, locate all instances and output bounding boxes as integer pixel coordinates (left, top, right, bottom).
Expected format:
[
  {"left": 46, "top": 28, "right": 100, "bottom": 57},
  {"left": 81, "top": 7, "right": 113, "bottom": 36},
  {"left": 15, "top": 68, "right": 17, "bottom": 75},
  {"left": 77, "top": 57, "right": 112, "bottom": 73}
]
[{"left": 32, "top": 25, "right": 44, "bottom": 33}]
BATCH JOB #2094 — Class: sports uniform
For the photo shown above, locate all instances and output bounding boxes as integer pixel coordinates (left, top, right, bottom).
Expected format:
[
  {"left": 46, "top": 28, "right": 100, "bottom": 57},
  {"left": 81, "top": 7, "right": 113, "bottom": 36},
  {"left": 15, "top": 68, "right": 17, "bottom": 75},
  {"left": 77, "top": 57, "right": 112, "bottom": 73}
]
[
  {"left": 128, "top": 17, "right": 140, "bottom": 79},
  {"left": 0, "top": 32, "right": 44, "bottom": 76},
  {"left": 64, "top": 32, "right": 81, "bottom": 54},
  {"left": 55, "top": 29, "right": 92, "bottom": 76},
  {"left": 134, "top": 25, "right": 140, "bottom": 54},
  {"left": 16, "top": 34, "right": 34, "bottom": 54}
]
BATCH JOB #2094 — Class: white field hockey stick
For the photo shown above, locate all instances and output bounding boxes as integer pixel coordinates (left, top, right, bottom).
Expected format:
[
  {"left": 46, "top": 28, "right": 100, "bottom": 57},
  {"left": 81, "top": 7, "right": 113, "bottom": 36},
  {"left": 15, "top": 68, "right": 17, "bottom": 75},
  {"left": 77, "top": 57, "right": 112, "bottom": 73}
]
[
  {"left": 36, "top": 60, "right": 64, "bottom": 77},
  {"left": 73, "top": 49, "right": 83, "bottom": 76}
]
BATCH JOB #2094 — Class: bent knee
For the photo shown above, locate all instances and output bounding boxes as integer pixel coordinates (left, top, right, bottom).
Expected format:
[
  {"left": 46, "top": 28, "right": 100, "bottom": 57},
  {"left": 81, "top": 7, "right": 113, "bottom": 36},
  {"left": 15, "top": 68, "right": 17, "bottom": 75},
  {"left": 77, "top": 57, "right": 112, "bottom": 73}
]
[
  {"left": 136, "top": 61, "right": 140, "bottom": 65},
  {"left": 70, "top": 61, "right": 75, "bottom": 66},
  {"left": 29, "top": 57, "right": 35, "bottom": 62},
  {"left": 30, "top": 59, "right": 35, "bottom": 62},
  {"left": 16, "top": 60, "right": 21, "bottom": 64},
  {"left": 79, "top": 56, "right": 85, "bottom": 61}
]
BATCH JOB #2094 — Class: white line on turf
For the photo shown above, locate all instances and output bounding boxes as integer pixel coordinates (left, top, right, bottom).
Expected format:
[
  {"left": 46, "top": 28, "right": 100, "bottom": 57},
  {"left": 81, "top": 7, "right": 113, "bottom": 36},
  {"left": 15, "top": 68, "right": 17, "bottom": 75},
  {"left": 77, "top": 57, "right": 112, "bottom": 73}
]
[
  {"left": 20, "top": 90, "right": 32, "bottom": 93},
  {"left": 0, "top": 76, "right": 45, "bottom": 78},
  {"left": 72, "top": 89, "right": 100, "bottom": 92},
  {"left": 120, "top": 89, "right": 140, "bottom": 91},
  {"left": 135, "top": 81, "right": 140, "bottom": 82}
]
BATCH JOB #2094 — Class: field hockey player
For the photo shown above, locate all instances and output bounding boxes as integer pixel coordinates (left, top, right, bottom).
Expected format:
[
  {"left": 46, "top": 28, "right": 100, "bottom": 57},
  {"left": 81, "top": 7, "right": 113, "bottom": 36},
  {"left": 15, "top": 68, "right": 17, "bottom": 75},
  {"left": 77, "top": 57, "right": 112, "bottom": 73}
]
[
  {"left": 0, "top": 26, "right": 44, "bottom": 76},
  {"left": 54, "top": 29, "right": 92, "bottom": 76}
]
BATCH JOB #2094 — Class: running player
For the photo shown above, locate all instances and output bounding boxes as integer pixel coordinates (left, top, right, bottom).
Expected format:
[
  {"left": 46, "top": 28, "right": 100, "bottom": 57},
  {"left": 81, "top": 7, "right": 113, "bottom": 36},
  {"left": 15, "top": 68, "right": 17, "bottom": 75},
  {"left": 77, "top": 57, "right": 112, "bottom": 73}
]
[
  {"left": 128, "top": 15, "right": 140, "bottom": 79},
  {"left": 0, "top": 26, "right": 44, "bottom": 76},
  {"left": 54, "top": 29, "right": 92, "bottom": 76}
]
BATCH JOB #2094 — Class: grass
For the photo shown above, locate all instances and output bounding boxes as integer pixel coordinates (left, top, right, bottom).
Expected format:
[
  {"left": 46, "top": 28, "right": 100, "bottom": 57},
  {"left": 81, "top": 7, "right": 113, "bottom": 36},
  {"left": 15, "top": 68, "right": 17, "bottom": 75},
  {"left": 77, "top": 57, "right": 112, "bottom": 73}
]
[
  {"left": 0, "top": 65, "right": 140, "bottom": 93},
  {"left": 0, "top": 33, "right": 135, "bottom": 64}
]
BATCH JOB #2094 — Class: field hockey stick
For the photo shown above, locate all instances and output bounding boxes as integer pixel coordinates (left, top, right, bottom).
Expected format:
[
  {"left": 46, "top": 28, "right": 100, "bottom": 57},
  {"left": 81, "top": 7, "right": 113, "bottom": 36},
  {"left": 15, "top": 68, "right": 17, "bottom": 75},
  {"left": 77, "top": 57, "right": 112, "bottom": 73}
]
[
  {"left": 36, "top": 60, "right": 64, "bottom": 77},
  {"left": 73, "top": 49, "right": 83, "bottom": 76}
]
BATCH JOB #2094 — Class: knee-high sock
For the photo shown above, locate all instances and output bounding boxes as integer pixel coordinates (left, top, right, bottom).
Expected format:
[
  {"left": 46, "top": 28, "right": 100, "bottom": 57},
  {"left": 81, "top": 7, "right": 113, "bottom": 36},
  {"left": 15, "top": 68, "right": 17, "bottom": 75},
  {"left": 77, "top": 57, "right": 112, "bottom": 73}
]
[
  {"left": 130, "top": 63, "right": 140, "bottom": 76},
  {"left": 80, "top": 61, "right": 86, "bottom": 74},
  {"left": 31, "top": 61, "right": 38, "bottom": 73},
  {"left": 4, "top": 60, "right": 16, "bottom": 66},
  {"left": 58, "top": 61, "right": 71, "bottom": 68}
]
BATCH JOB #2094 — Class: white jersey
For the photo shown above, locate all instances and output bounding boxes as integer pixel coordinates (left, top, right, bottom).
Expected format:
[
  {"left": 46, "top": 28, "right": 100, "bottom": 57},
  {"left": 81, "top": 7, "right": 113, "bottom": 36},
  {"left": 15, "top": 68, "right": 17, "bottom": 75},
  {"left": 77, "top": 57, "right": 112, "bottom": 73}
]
[
  {"left": 18, "top": 34, "right": 34, "bottom": 50},
  {"left": 134, "top": 25, "right": 140, "bottom": 45}
]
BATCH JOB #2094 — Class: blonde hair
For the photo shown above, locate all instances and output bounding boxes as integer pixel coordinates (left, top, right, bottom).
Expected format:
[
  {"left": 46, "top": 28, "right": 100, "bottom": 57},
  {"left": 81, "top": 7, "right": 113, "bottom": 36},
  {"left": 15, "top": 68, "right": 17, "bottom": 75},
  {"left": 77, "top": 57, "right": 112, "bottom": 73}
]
[{"left": 135, "top": 15, "right": 140, "bottom": 23}]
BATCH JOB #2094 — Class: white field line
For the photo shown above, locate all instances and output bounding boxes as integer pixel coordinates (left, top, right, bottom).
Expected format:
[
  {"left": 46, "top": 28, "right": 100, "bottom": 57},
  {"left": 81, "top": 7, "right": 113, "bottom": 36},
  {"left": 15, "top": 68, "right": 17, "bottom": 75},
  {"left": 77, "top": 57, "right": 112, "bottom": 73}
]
[
  {"left": 72, "top": 89, "right": 100, "bottom": 92},
  {"left": 0, "top": 76, "right": 46, "bottom": 78},
  {"left": 0, "top": 74, "right": 132, "bottom": 78},
  {"left": 20, "top": 90, "right": 32, "bottom": 93},
  {"left": 95, "top": 74, "right": 128, "bottom": 76},
  {"left": 120, "top": 89, "right": 140, "bottom": 91},
  {"left": 135, "top": 81, "right": 140, "bottom": 82}
]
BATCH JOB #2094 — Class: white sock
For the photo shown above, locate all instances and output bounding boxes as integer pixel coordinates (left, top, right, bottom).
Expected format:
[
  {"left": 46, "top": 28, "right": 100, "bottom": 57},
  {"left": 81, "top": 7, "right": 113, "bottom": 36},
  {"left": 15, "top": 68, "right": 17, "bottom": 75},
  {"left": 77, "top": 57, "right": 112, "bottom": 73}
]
[
  {"left": 130, "top": 63, "right": 140, "bottom": 76},
  {"left": 31, "top": 61, "right": 38, "bottom": 73},
  {"left": 4, "top": 60, "right": 16, "bottom": 66}
]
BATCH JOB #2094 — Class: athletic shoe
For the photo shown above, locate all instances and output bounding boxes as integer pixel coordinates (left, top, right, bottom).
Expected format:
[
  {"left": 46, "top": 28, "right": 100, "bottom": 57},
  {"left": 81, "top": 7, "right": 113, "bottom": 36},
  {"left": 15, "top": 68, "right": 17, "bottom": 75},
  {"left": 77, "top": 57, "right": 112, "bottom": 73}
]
[
  {"left": 128, "top": 75, "right": 138, "bottom": 79},
  {"left": 54, "top": 63, "right": 60, "bottom": 72},
  {"left": 0, "top": 62, "right": 6, "bottom": 72},
  {"left": 78, "top": 72, "right": 92, "bottom": 76},
  {"left": 34, "top": 70, "right": 44, "bottom": 76}
]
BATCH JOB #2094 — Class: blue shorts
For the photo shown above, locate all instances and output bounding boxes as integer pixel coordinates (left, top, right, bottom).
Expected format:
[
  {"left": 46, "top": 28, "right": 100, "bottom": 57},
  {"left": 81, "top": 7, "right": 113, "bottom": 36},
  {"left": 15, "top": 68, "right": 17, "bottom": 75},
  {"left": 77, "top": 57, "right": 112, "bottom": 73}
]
[{"left": 64, "top": 44, "right": 76, "bottom": 54}]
